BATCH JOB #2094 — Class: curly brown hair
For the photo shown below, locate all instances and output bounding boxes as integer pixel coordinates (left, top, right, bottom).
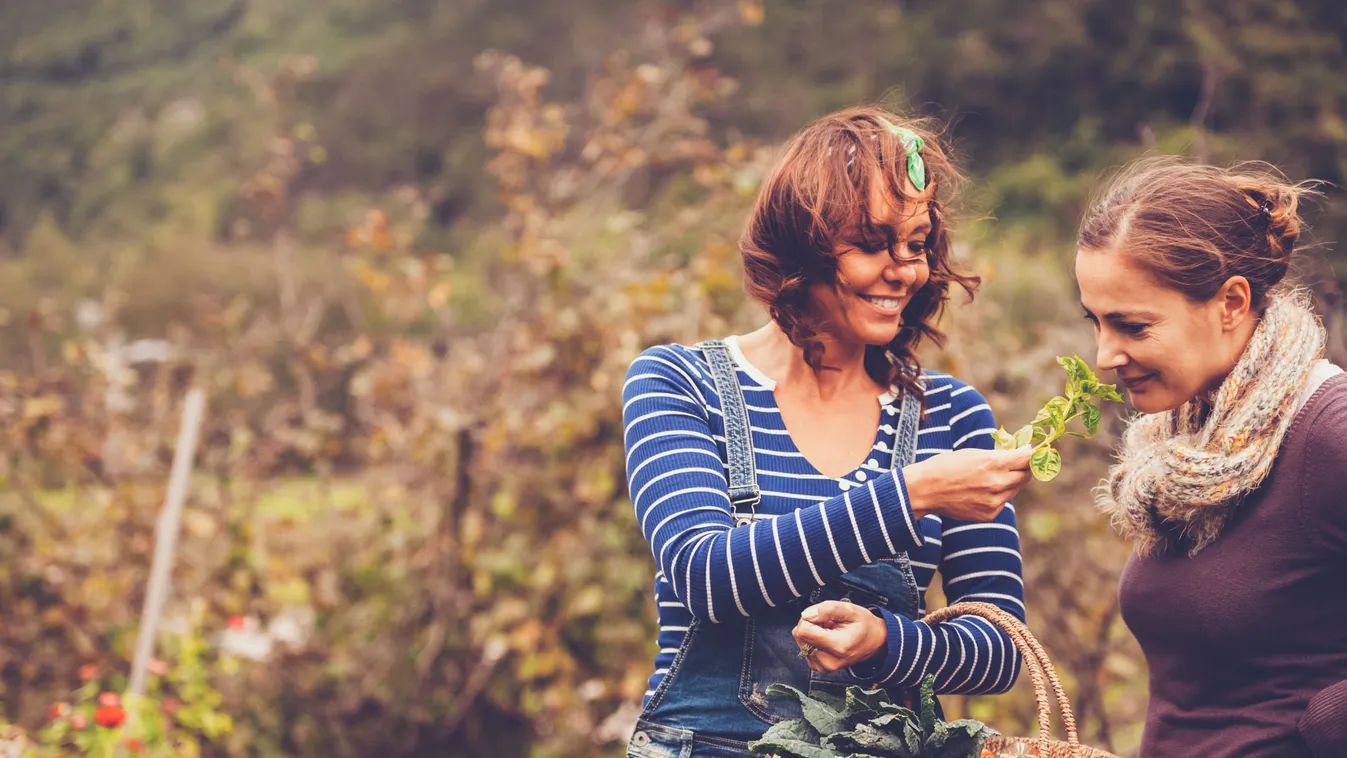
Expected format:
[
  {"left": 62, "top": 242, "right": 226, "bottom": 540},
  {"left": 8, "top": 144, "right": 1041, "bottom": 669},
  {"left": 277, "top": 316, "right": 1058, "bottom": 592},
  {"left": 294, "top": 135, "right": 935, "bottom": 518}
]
[{"left": 739, "top": 106, "right": 980, "bottom": 401}]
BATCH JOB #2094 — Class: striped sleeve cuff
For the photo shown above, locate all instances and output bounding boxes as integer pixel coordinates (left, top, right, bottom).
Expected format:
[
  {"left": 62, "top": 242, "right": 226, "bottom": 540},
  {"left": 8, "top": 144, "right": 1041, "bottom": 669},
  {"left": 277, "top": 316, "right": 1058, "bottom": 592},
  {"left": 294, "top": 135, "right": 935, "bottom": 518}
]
[{"left": 847, "top": 605, "right": 905, "bottom": 683}]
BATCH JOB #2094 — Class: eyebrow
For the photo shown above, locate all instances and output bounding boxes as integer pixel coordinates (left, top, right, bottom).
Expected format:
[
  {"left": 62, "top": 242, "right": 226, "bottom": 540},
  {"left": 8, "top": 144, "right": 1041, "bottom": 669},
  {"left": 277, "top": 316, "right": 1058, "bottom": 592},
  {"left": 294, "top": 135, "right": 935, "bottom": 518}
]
[
  {"left": 1080, "top": 304, "right": 1160, "bottom": 321},
  {"left": 864, "top": 218, "right": 932, "bottom": 237}
]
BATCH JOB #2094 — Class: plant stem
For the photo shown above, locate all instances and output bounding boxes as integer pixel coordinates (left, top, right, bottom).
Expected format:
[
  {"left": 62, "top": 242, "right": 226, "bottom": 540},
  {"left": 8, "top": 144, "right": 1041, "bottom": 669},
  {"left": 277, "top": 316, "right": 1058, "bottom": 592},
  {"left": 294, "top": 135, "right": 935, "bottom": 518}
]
[{"left": 1033, "top": 399, "right": 1092, "bottom": 452}]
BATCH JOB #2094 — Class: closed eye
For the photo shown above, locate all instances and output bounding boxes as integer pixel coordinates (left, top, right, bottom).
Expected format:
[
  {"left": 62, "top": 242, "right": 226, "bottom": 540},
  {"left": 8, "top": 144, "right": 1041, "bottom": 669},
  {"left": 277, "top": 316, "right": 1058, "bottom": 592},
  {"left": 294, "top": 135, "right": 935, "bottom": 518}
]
[{"left": 849, "top": 236, "right": 889, "bottom": 254}]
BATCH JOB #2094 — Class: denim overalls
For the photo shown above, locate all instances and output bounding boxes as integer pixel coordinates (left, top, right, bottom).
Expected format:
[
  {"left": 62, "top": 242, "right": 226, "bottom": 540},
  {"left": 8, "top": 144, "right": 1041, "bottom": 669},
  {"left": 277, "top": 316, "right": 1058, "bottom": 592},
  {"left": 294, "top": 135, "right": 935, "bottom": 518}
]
[{"left": 626, "top": 340, "right": 926, "bottom": 758}]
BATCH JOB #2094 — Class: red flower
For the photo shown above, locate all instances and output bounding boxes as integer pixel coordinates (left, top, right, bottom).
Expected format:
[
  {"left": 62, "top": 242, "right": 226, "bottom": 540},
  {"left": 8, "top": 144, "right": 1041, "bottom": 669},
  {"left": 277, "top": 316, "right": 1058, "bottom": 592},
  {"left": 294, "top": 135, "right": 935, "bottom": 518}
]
[
  {"left": 94, "top": 705, "right": 126, "bottom": 728},
  {"left": 97, "top": 692, "right": 120, "bottom": 708},
  {"left": 227, "top": 616, "right": 247, "bottom": 630},
  {"left": 122, "top": 738, "right": 143, "bottom": 752},
  {"left": 48, "top": 702, "right": 71, "bottom": 720},
  {"left": 77, "top": 664, "right": 98, "bottom": 681},
  {"left": 160, "top": 697, "right": 180, "bottom": 716},
  {"left": 70, "top": 713, "right": 88, "bottom": 730}
]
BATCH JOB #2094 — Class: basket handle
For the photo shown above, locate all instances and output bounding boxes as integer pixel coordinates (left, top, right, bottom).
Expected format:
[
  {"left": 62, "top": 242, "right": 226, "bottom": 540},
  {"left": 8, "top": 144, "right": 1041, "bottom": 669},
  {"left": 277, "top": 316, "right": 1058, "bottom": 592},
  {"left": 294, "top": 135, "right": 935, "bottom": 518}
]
[{"left": 920, "top": 602, "right": 1081, "bottom": 751}]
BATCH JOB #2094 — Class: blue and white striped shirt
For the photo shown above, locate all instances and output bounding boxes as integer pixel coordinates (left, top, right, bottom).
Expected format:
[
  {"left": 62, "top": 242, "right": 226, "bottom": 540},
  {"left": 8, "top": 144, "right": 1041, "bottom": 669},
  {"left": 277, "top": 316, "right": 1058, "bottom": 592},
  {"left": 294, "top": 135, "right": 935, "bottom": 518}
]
[{"left": 623, "top": 338, "right": 1025, "bottom": 701}]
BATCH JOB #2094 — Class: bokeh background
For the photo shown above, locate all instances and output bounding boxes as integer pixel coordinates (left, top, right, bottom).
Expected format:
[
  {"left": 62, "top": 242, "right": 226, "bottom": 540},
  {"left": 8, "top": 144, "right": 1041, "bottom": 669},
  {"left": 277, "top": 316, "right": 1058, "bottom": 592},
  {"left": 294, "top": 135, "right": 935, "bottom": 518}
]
[{"left": 3, "top": 1, "right": 1347, "bottom": 756}]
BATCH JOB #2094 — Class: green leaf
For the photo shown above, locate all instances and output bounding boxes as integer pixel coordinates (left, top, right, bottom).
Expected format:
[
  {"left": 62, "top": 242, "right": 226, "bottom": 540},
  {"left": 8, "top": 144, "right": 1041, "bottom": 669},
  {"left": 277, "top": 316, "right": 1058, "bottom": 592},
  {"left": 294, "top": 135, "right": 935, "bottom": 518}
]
[
  {"left": 926, "top": 720, "right": 949, "bottom": 749},
  {"left": 918, "top": 675, "right": 937, "bottom": 736},
  {"left": 1057, "top": 355, "right": 1091, "bottom": 391},
  {"left": 943, "top": 719, "right": 993, "bottom": 739},
  {"left": 811, "top": 690, "right": 848, "bottom": 712},
  {"left": 842, "top": 687, "right": 889, "bottom": 721},
  {"left": 748, "top": 718, "right": 844, "bottom": 757},
  {"left": 870, "top": 707, "right": 918, "bottom": 727},
  {"left": 933, "top": 721, "right": 994, "bottom": 758},
  {"left": 1030, "top": 446, "right": 1062, "bottom": 482},
  {"left": 1012, "top": 424, "right": 1034, "bottom": 448},
  {"left": 1094, "top": 382, "right": 1124, "bottom": 403},
  {"left": 755, "top": 672, "right": 994, "bottom": 758},
  {"left": 1044, "top": 396, "right": 1070, "bottom": 427},
  {"left": 822, "top": 723, "right": 908, "bottom": 756},
  {"left": 1068, "top": 393, "right": 1092, "bottom": 417},
  {"left": 765, "top": 683, "right": 849, "bottom": 736},
  {"left": 1031, "top": 405, "right": 1052, "bottom": 426},
  {"left": 993, "top": 427, "right": 1017, "bottom": 450},
  {"left": 747, "top": 736, "right": 846, "bottom": 758},
  {"left": 905, "top": 720, "right": 925, "bottom": 756},
  {"left": 756, "top": 718, "right": 824, "bottom": 744},
  {"left": 1085, "top": 403, "right": 1101, "bottom": 435}
]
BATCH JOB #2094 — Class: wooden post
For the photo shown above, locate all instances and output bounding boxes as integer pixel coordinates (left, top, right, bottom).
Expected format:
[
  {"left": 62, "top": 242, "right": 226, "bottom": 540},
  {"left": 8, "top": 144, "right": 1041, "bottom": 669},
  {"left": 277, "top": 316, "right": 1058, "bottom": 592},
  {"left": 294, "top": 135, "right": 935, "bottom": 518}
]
[{"left": 127, "top": 387, "right": 207, "bottom": 697}]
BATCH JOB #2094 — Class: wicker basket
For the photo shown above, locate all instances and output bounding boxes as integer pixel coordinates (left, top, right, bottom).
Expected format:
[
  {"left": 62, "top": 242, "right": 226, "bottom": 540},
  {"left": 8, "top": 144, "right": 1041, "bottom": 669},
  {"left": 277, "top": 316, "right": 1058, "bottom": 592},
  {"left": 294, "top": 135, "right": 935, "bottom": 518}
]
[{"left": 920, "top": 602, "right": 1122, "bottom": 758}]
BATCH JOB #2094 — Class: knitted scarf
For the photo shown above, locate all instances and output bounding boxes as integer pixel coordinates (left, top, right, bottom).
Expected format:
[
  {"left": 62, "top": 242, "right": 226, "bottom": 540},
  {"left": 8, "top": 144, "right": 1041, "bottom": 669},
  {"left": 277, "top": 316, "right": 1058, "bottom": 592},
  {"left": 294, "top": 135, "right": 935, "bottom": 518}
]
[{"left": 1097, "top": 291, "right": 1326, "bottom": 556}]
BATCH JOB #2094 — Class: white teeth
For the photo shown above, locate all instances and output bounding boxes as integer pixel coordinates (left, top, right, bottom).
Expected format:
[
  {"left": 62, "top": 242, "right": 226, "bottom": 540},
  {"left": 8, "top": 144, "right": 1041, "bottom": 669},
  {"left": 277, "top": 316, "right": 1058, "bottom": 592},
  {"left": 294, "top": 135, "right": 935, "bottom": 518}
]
[{"left": 862, "top": 295, "right": 900, "bottom": 309}]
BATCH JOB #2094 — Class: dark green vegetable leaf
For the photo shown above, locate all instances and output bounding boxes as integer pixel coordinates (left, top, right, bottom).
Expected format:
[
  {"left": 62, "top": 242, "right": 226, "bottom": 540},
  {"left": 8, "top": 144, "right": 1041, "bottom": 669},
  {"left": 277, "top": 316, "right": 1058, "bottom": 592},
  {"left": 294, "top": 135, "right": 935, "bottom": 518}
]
[
  {"left": 756, "top": 676, "right": 991, "bottom": 758},
  {"left": 904, "top": 720, "right": 925, "bottom": 756},
  {"left": 747, "top": 736, "right": 847, "bottom": 758},
  {"left": 760, "top": 718, "right": 824, "bottom": 744},
  {"left": 811, "top": 689, "right": 848, "bottom": 712},
  {"left": 765, "top": 684, "right": 849, "bottom": 735},
  {"left": 845, "top": 687, "right": 888, "bottom": 713},
  {"left": 869, "top": 709, "right": 917, "bottom": 727},
  {"left": 932, "top": 721, "right": 994, "bottom": 758},
  {"left": 918, "top": 676, "right": 937, "bottom": 736},
  {"left": 926, "top": 721, "right": 948, "bottom": 750},
  {"left": 748, "top": 717, "right": 843, "bottom": 758},
  {"left": 943, "top": 719, "right": 993, "bottom": 739},
  {"left": 823, "top": 723, "right": 908, "bottom": 756}
]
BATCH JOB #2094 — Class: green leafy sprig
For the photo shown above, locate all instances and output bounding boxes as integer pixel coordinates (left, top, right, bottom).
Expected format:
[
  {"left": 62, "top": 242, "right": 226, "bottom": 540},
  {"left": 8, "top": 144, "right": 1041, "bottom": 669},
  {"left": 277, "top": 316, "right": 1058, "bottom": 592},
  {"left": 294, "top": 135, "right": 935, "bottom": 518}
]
[
  {"left": 747, "top": 676, "right": 993, "bottom": 758},
  {"left": 993, "top": 356, "right": 1123, "bottom": 482}
]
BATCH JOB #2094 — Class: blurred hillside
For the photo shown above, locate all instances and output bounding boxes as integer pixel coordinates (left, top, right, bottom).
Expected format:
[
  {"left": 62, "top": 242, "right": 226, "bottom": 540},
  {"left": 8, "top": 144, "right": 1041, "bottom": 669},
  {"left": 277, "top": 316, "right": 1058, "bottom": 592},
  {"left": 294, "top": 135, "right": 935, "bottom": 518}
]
[
  {"left": 2, "top": 2, "right": 1346, "bottom": 757},
  {"left": 7, "top": 0, "right": 1347, "bottom": 253}
]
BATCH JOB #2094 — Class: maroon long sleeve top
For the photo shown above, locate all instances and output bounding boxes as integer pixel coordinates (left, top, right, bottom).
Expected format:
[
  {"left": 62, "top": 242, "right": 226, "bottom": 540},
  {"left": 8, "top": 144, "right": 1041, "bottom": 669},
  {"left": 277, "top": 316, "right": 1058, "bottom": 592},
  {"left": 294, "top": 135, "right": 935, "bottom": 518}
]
[{"left": 1119, "top": 373, "right": 1347, "bottom": 757}]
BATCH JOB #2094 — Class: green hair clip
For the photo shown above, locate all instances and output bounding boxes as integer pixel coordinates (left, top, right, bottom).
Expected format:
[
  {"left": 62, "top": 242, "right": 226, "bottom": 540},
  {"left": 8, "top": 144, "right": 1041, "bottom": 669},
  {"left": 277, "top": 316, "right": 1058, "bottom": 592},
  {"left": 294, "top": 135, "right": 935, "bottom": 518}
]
[{"left": 875, "top": 116, "right": 927, "bottom": 192}]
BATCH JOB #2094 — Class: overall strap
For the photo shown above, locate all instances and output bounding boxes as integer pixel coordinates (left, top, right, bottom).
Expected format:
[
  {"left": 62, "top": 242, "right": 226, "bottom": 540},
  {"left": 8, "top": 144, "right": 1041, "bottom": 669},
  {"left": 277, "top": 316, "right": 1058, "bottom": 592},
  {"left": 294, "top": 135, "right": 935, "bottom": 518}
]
[
  {"left": 888, "top": 376, "right": 924, "bottom": 470},
  {"left": 697, "top": 340, "right": 761, "bottom": 524}
]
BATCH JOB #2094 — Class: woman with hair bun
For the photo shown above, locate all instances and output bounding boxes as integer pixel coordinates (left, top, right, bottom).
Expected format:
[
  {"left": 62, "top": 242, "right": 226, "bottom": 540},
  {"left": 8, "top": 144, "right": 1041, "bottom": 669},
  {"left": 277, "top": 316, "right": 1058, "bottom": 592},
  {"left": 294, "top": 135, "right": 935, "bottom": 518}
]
[
  {"left": 1077, "top": 158, "right": 1347, "bottom": 757},
  {"left": 621, "top": 106, "right": 1033, "bottom": 757}
]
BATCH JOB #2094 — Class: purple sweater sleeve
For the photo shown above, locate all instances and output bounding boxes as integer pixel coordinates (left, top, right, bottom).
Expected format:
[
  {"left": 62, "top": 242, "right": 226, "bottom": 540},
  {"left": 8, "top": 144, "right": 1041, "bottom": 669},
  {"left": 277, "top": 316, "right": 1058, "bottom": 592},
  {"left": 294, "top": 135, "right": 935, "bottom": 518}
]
[
  {"left": 1302, "top": 383, "right": 1347, "bottom": 553},
  {"left": 1301, "top": 679, "right": 1347, "bottom": 758},
  {"left": 1299, "top": 384, "right": 1347, "bottom": 755}
]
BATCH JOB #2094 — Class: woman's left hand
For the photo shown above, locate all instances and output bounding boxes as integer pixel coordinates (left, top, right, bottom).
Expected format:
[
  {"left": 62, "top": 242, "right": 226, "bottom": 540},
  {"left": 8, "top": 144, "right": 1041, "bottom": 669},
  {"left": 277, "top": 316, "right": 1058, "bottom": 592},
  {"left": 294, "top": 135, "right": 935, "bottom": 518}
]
[{"left": 791, "top": 600, "right": 888, "bottom": 674}]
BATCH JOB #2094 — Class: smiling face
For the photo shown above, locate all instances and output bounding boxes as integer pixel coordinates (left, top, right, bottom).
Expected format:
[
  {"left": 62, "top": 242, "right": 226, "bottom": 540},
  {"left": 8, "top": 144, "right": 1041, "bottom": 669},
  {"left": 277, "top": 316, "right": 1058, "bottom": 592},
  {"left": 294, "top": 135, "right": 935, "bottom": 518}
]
[
  {"left": 809, "top": 180, "right": 933, "bottom": 348},
  {"left": 1075, "top": 246, "right": 1256, "bottom": 414}
]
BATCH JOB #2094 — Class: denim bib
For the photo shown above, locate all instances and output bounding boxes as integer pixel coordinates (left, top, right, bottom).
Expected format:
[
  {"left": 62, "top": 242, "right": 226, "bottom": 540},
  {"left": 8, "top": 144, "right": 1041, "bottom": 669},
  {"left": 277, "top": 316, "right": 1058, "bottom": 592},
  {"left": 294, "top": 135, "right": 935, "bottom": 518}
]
[{"left": 627, "top": 341, "right": 925, "bottom": 757}]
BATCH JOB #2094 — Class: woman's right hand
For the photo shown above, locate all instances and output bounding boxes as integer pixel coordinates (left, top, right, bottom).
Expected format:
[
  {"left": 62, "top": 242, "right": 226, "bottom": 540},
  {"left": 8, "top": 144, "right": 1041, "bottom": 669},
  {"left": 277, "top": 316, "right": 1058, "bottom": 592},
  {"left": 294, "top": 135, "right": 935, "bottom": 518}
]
[{"left": 902, "top": 447, "right": 1034, "bottom": 522}]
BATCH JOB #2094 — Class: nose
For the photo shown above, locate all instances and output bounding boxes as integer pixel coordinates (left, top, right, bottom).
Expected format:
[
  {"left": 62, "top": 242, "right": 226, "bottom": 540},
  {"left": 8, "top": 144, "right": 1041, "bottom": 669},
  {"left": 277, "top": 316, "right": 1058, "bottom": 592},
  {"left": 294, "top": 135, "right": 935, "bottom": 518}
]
[
  {"left": 1095, "top": 331, "right": 1128, "bottom": 372},
  {"left": 884, "top": 258, "right": 921, "bottom": 288}
]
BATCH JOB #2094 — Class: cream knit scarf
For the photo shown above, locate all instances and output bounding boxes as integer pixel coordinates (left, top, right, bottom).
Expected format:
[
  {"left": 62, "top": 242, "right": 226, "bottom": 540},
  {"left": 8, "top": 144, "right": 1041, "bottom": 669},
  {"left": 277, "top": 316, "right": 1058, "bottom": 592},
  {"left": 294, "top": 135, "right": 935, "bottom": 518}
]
[{"left": 1097, "top": 291, "right": 1326, "bottom": 556}]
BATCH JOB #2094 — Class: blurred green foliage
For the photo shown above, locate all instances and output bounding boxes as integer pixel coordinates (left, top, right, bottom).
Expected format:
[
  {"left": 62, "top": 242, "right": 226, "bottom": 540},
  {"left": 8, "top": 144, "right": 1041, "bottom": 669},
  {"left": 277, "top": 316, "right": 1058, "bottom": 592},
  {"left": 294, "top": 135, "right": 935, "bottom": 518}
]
[{"left": 2, "top": 2, "right": 1346, "bottom": 757}]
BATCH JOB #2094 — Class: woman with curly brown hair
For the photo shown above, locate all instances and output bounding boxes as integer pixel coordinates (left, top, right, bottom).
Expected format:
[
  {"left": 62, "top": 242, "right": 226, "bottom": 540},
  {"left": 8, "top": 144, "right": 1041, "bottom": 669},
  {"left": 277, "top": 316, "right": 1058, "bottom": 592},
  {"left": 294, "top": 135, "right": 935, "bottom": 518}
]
[
  {"left": 1077, "top": 158, "right": 1347, "bottom": 757},
  {"left": 621, "top": 106, "right": 1034, "bottom": 758}
]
